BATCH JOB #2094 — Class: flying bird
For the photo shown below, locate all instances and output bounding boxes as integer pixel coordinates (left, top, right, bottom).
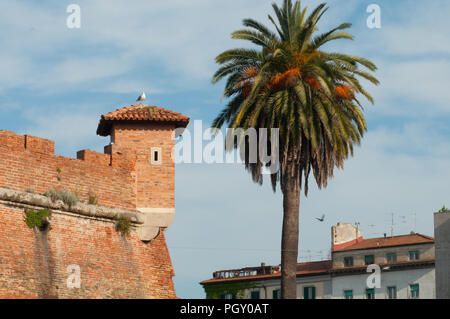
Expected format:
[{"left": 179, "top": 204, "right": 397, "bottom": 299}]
[
  {"left": 316, "top": 214, "right": 325, "bottom": 222},
  {"left": 136, "top": 92, "right": 146, "bottom": 102}
]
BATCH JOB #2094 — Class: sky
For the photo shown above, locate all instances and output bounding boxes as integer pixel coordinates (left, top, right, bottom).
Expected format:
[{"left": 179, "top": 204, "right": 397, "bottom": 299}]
[{"left": 0, "top": 0, "right": 449, "bottom": 298}]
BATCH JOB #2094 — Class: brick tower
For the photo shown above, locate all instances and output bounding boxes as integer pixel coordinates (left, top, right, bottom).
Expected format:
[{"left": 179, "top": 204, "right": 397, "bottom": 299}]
[{"left": 97, "top": 103, "right": 190, "bottom": 241}]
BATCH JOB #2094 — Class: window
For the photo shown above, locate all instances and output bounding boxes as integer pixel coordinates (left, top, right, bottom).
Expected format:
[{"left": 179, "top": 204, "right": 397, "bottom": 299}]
[
  {"left": 366, "top": 288, "right": 375, "bottom": 299},
  {"left": 221, "top": 293, "right": 235, "bottom": 299},
  {"left": 344, "top": 257, "right": 354, "bottom": 267},
  {"left": 250, "top": 291, "right": 260, "bottom": 299},
  {"left": 387, "top": 286, "right": 397, "bottom": 299},
  {"left": 272, "top": 289, "right": 280, "bottom": 299},
  {"left": 364, "top": 255, "right": 375, "bottom": 265},
  {"left": 303, "top": 286, "right": 316, "bottom": 299},
  {"left": 150, "top": 147, "right": 162, "bottom": 165},
  {"left": 410, "top": 284, "right": 419, "bottom": 299},
  {"left": 386, "top": 253, "right": 397, "bottom": 263},
  {"left": 344, "top": 290, "right": 353, "bottom": 299},
  {"left": 409, "top": 251, "right": 420, "bottom": 261}
]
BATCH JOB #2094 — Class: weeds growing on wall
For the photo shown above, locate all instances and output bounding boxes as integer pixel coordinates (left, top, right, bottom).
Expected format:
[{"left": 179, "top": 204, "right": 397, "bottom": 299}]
[
  {"left": 88, "top": 190, "right": 98, "bottom": 205},
  {"left": 114, "top": 214, "right": 131, "bottom": 237},
  {"left": 44, "top": 189, "right": 79, "bottom": 207},
  {"left": 24, "top": 208, "right": 52, "bottom": 230},
  {"left": 56, "top": 168, "right": 62, "bottom": 181},
  {"left": 438, "top": 205, "right": 448, "bottom": 213}
]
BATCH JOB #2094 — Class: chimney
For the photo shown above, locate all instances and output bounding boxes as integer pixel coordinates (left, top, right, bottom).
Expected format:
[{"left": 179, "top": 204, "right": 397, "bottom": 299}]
[
  {"left": 331, "top": 222, "right": 363, "bottom": 251},
  {"left": 97, "top": 103, "right": 189, "bottom": 241}
]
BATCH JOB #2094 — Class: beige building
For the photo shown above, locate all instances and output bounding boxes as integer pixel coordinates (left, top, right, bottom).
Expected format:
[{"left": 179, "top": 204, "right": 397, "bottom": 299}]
[
  {"left": 331, "top": 223, "right": 435, "bottom": 299},
  {"left": 200, "top": 223, "right": 436, "bottom": 299}
]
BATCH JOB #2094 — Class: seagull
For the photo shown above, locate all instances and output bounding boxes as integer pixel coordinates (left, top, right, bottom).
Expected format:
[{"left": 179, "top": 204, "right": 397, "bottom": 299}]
[
  {"left": 136, "top": 92, "right": 146, "bottom": 102},
  {"left": 316, "top": 214, "right": 325, "bottom": 222}
]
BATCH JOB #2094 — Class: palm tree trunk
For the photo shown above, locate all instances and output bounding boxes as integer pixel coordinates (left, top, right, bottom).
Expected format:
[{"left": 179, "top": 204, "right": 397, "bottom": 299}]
[{"left": 280, "top": 175, "right": 300, "bottom": 299}]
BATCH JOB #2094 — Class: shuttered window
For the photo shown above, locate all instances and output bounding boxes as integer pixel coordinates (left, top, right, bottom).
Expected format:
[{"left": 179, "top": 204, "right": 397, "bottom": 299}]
[
  {"left": 410, "top": 284, "right": 419, "bottom": 299},
  {"left": 304, "top": 286, "right": 316, "bottom": 299},
  {"left": 344, "top": 257, "right": 354, "bottom": 267},
  {"left": 386, "top": 253, "right": 397, "bottom": 263},
  {"left": 364, "top": 255, "right": 375, "bottom": 265},
  {"left": 272, "top": 289, "right": 280, "bottom": 299},
  {"left": 344, "top": 290, "right": 353, "bottom": 299},
  {"left": 366, "top": 288, "right": 375, "bottom": 299},
  {"left": 387, "top": 286, "right": 397, "bottom": 299},
  {"left": 409, "top": 251, "right": 420, "bottom": 261},
  {"left": 250, "top": 291, "right": 260, "bottom": 299}
]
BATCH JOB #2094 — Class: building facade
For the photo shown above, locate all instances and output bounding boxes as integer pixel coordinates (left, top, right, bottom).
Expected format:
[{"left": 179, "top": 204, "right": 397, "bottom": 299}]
[
  {"left": 201, "top": 261, "right": 332, "bottom": 299},
  {"left": 201, "top": 223, "right": 436, "bottom": 299},
  {"left": 331, "top": 223, "right": 435, "bottom": 299},
  {"left": 434, "top": 209, "right": 450, "bottom": 299},
  {"left": 0, "top": 103, "right": 189, "bottom": 298}
]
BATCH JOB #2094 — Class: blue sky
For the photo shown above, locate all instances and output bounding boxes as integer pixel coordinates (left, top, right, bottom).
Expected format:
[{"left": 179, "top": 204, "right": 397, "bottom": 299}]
[{"left": 1, "top": 0, "right": 450, "bottom": 298}]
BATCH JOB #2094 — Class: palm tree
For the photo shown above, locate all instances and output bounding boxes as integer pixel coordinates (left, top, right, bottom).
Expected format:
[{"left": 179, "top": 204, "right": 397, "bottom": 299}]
[{"left": 212, "top": 0, "right": 378, "bottom": 298}]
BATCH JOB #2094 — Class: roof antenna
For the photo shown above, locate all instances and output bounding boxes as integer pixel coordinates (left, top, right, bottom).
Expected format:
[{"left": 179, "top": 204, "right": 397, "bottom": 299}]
[
  {"left": 390, "top": 212, "right": 394, "bottom": 237},
  {"left": 355, "top": 222, "right": 360, "bottom": 243}
]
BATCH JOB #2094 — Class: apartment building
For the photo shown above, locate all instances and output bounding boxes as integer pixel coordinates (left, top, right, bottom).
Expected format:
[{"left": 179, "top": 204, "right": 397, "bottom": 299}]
[
  {"left": 331, "top": 223, "right": 435, "bottom": 299},
  {"left": 200, "top": 222, "right": 436, "bottom": 299},
  {"left": 201, "top": 261, "right": 332, "bottom": 299}
]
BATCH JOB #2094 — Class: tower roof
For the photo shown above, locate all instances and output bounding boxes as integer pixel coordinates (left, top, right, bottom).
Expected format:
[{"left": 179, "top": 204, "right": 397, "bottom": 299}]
[{"left": 96, "top": 103, "right": 190, "bottom": 136}]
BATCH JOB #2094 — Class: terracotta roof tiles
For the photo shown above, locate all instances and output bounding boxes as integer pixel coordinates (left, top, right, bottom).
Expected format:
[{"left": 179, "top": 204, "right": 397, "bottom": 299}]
[
  {"left": 333, "top": 233, "right": 434, "bottom": 252},
  {"left": 97, "top": 104, "right": 190, "bottom": 136}
]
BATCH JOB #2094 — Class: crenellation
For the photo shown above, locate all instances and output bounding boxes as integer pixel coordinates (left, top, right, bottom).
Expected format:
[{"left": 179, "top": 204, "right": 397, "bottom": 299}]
[
  {"left": 0, "top": 130, "right": 25, "bottom": 150},
  {"left": 76, "top": 149, "right": 111, "bottom": 166},
  {"left": 25, "top": 135, "right": 54, "bottom": 155}
]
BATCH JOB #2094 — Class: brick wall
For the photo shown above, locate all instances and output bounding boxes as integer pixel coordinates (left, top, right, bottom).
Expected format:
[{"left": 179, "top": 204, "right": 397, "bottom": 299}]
[
  {"left": 112, "top": 122, "right": 176, "bottom": 209},
  {"left": 0, "top": 203, "right": 175, "bottom": 298},
  {"left": 0, "top": 127, "right": 178, "bottom": 298},
  {"left": 0, "top": 130, "right": 135, "bottom": 210}
]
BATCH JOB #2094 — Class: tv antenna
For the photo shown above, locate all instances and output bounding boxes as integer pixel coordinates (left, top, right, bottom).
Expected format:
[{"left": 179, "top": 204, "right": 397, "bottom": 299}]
[
  {"left": 390, "top": 213, "right": 394, "bottom": 237},
  {"left": 355, "top": 221, "right": 360, "bottom": 242}
]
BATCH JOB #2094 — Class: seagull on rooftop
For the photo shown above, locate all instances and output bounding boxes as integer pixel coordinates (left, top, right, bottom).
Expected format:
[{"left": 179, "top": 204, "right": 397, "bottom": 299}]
[{"left": 136, "top": 92, "right": 146, "bottom": 102}]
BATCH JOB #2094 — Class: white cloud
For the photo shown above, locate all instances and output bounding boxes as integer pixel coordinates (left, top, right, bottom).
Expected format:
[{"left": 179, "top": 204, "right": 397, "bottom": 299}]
[
  {"left": 49, "top": 57, "right": 132, "bottom": 85},
  {"left": 382, "top": 27, "right": 450, "bottom": 56},
  {"left": 370, "top": 59, "right": 450, "bottom": 116},
  {"left": 0, "top": 0, "right": 362, "bottom": 93}
]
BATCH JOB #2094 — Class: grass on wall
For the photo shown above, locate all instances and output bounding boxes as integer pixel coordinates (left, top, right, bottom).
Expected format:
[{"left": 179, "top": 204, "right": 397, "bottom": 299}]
[{"left": 24, "top": 208, "right": 52, "bottom": 230}]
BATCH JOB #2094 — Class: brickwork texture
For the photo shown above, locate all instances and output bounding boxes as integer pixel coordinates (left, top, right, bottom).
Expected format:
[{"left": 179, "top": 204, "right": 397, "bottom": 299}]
[{"left": 0, "top": 106, "right": 187, "bottom": 299}]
